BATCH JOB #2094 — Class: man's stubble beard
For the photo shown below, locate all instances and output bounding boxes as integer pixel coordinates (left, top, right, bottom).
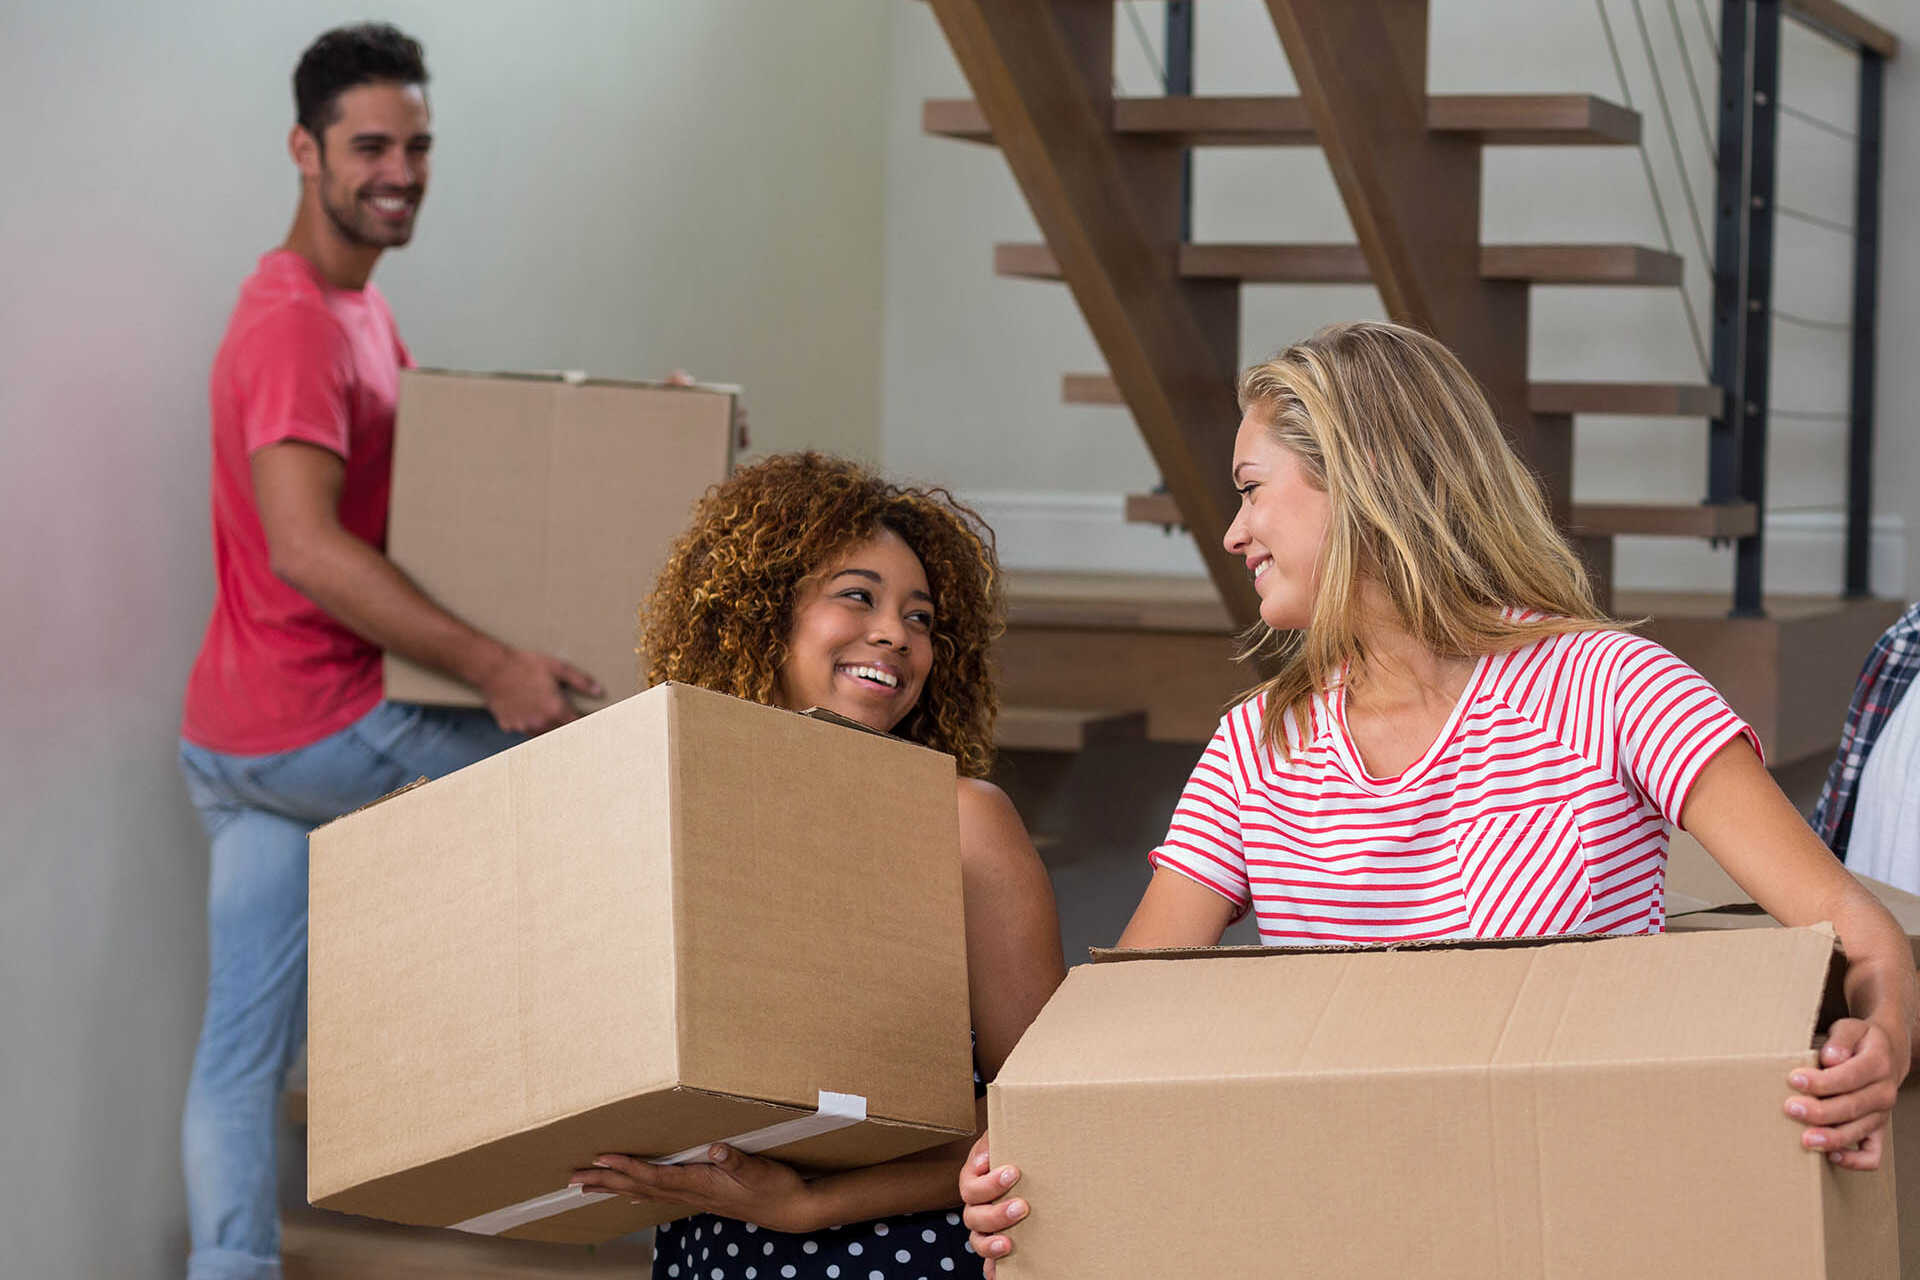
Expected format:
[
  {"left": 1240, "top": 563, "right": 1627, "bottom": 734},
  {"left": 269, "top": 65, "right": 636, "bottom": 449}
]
[{"left": 318, "top": 160, "right": 414, "bottom": 250}]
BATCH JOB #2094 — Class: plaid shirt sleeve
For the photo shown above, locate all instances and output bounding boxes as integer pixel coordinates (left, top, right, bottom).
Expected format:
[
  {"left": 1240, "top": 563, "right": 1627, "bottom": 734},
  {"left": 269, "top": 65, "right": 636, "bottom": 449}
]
[{"left": 1812, "top": 602, "right": 1920, "bottom": 860}]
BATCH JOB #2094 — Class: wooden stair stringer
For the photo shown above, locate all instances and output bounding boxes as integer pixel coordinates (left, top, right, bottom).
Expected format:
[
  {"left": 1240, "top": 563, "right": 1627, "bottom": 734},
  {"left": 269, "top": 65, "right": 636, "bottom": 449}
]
[
  {"left": 923, "top": 0, "right": 1258, "bottom": 627},
  {"left": 1260, "top": 0, "right": 1548, "bottom": 515}
]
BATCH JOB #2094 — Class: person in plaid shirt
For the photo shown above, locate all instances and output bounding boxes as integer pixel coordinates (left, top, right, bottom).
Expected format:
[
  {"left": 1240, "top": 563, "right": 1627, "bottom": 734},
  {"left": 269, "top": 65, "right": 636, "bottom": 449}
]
[{"left": 1813, "top": 602, "right": 1920, "bottom": 865}]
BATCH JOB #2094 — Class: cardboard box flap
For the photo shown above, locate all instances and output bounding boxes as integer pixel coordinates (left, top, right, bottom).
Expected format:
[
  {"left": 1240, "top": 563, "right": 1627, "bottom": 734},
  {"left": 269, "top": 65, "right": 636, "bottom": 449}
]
[
  {"left": 1088, "top": 932, "right": 1605, "bottom": 963},
  {"left": 1667, "top": 832, "right": 1920, "bottom": 933},
  {"left": 1002, "top": 928, "right": 1839, "bottom": 1088},
  {"left": 414, "top": 366, "right": 740, "bottom": 396}
]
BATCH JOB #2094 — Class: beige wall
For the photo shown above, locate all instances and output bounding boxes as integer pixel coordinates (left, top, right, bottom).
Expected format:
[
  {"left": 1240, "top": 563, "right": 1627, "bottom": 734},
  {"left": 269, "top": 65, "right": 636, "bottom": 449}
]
[
  {"left": 0, "top": 4, "right": 887, "bottom": 1275},
  {"left": 880, "top": 0, "right": 1916, "bottom": 596}
]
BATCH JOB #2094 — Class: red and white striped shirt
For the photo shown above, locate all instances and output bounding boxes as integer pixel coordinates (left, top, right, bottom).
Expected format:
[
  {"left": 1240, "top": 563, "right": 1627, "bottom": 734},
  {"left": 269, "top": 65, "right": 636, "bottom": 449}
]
[{"left": 1149, "top": 627, "right": 1759, "bottom": 945}]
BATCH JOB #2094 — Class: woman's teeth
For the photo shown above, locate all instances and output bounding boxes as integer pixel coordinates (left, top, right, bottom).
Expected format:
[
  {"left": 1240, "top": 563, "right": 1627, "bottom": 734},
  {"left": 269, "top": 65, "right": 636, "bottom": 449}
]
[
  {"left": 1253, "top": 560, "right": 1272, "bottom": 581},
  {"left": 842, "top": 664, "right": 899, "bottom": 689}
]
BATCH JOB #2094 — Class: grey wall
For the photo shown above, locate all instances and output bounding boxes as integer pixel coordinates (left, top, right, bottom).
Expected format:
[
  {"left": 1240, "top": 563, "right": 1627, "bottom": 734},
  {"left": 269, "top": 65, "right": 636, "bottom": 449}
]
[{"left": 0, "top": 3, "right": 889, "bottom": 1275}]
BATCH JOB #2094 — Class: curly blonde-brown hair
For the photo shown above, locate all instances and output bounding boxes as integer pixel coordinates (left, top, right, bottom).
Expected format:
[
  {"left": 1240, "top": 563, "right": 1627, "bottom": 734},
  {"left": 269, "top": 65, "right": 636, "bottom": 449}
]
[{"left": 638, "top": 452, "right": 1005, "bottom": 779}]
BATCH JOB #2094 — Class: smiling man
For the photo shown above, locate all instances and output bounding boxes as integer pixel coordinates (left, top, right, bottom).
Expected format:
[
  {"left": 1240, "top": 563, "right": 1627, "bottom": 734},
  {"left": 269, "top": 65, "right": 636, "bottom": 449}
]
[{"left": 177, "top": 25, "right": 598, "bottom": 1279}]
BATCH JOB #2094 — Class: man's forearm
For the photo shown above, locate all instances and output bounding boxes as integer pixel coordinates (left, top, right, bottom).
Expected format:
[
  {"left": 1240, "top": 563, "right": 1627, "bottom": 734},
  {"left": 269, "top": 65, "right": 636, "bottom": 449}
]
[{"left": 275, "top": 524, "right": 509, "bottom": 688}]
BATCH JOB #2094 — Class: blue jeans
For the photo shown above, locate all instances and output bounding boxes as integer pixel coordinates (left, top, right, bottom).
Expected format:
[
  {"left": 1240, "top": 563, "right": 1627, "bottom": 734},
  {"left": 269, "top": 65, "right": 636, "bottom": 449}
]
[{"left": 177, "top": 701, "right": 521, "bottom": 1280}]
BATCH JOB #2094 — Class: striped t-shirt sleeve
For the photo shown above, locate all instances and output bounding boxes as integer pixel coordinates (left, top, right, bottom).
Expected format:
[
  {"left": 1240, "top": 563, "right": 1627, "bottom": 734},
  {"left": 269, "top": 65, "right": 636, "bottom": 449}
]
[
  {"left": 1610, "top": 634, "right": 1762, "bottom": 826},
  {"left": 1148, "top": 704, "right": 1253, "bottom": 912}
]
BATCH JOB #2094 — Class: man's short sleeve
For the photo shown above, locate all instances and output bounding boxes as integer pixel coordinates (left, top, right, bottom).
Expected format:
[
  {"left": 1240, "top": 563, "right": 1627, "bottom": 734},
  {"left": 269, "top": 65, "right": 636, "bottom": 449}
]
[{"left": 230, "top": 303, "right": 356, "bottom": 458}]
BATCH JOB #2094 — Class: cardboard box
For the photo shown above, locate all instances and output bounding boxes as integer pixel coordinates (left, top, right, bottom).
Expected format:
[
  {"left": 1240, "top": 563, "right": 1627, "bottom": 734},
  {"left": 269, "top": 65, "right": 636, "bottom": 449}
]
[
  {"left": 1666, "top": 834, "right": 1920, "bottom": 1275},
  {"left": 988, "top": 928, "right": 1895, "bottom": 1278},
  {"left": 382, "top": 369, "right": 735, "bottom": 711},
  {"left": 306, "top": 682, "right": 976, "bottom": 1243}
]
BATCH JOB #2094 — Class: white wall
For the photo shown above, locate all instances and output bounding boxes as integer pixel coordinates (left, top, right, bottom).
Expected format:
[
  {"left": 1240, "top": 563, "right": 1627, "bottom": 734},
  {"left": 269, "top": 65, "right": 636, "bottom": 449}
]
[
  {"left": 881, "top": 0, "right": 1916, "bottom": 598},
  {"left": 0, "top": 4, "right": 888, "bottom": 1276}
]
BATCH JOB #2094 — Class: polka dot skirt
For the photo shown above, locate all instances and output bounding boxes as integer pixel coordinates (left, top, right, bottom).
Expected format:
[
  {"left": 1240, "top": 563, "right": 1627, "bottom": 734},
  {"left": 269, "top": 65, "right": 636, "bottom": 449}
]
[{"left": 652, "top": 1208, "right": 976, "bottom": 1280}]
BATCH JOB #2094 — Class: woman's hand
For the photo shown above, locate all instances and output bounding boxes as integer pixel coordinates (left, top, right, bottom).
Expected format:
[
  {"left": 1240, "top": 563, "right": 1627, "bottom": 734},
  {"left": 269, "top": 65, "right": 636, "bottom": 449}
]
[
  {"left": 1681, "top": 738, "right": 1919, "bottom": 1172},
  {"left": 571, "top": 1145, "right": 820, "bottom": 1234},
  {"left": 1786, "top": 1015, "right": 1908, "bottom": 1170},
  {"left": 957, "top": 1135, "right": 1027, "bottom": 1279}
]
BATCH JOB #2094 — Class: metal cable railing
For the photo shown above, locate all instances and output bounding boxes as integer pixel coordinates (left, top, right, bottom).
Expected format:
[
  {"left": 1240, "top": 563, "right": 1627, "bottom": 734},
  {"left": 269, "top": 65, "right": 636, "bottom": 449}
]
[{"left": 1605, "top": 0, "right": 1887, "bottom": 611}]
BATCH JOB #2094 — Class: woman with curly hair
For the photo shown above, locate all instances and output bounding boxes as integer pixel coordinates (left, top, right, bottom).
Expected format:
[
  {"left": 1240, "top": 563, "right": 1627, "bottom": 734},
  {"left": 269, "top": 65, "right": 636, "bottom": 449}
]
[{"left": 569, "top": 452, "right": 1065, "bottom": 1280}]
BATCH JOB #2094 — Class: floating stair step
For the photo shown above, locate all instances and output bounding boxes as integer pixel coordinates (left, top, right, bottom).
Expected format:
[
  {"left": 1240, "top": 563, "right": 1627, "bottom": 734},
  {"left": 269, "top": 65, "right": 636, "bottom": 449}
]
[
  {"left": 1530, "top": 381, "right": 1725, "bottom": 417},
  {"left": 1571, "top": 502, "right": 1759, "bottom": 538},
  {"left": 1127, "top": 493, "right": 1759, "bottom": 540},
  {"left": 998, "top": 242, "right": 1684, "bottom": 287},
  {"left": 925, "top": 93, "right": 1640, "bottom": 147},
  {"left": 1782, "top": 0, "right": 1900, "bottom": 59},
  {"left": 1062, "top": 372, "right": 1128, "bottom": 406},
  {"left": 997, "top": 705, "right": 1149, "bottom": 752},
  {"left": 1124, "top": 492, "right": 1185, "bottom": 527},
  {"left": 1480, "top": 244, "right": 1685, "bottom": 286},
  {"left": 1072, "top": 373, "right": 1723, "bottom": 418}
]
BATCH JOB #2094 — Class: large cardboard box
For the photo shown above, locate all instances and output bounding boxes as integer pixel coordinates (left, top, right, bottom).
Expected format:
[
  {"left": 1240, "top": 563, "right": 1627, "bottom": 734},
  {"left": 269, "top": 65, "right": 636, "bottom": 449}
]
[
  {"left": 306, "top": 682, "right": 976, "bottom": 1243},
  {"left": 988, "top": 928, "right": 1895, "bottom": 1278},
  {"left": 1666, "top": 834, "right": 1920, "bottom": 1275},
  {"left": 382, "top": 369, "right": 735, "bottom": 711}
]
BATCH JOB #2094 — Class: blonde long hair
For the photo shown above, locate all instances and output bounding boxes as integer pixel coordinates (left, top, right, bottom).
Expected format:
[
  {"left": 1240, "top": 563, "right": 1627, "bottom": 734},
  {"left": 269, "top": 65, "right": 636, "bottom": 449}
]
[{"left": 1239, "top": 321, "right": 1615, "bottom": 757}]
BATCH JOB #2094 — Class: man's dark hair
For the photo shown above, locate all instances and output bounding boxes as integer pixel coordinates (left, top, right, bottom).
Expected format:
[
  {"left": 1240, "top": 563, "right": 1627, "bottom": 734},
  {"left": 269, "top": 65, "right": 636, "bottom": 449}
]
[{"left": 293, "top": 22, "right": 428, "bottom": 140}]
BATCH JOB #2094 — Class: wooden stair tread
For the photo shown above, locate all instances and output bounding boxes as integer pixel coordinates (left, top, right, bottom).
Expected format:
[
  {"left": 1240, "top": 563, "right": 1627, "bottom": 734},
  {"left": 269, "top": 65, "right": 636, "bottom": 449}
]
[
  {"left": 1570, "top": 502, "right": 1759, "bottom": 538},
  {"left": 1529, "top": 381, "right": 1724, "bottom": 417},
  {"left": 1784, "top": 0, "right": 1899, "bottom": 59},
  {"left": 998, "top": 242, "right": 1684, "bottom": 286},
  {"left": 997, "top": 705, "right": 1149, "bottom": 751},
  {"left": 1127, "top": 492, "right": 1759, "bottom": 540},
  {"left": 280, "top": 1210, "right": 652, "bottom": 1279},
  {"left": 926, "top": 93, "right": 1639, "bottom": 146},
  {"left": 1070, "top": 373, "right": 1723, "bottom": 418}
]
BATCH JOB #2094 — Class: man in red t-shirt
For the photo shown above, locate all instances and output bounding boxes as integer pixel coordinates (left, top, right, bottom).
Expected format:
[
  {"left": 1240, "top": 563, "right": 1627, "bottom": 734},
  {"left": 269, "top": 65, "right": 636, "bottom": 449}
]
[{"left": 177, "top": 26, "right": 601, "bottom": 1280}]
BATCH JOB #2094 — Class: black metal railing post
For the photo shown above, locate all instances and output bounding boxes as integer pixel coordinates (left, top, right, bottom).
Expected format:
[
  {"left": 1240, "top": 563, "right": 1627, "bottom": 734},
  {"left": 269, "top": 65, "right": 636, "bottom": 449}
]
[
  {"left": 1729, "top": 0, "right": 1781, "bottom": 617},
  {"left": 1844, "top": 50, "right": 1885, "bottom": 597},
  {"left": 1166, "top": 1, "right": 1195, "bottom": 241},
  {"left": 1708, "top": 1, "right": 1751, "bottom": 513}
]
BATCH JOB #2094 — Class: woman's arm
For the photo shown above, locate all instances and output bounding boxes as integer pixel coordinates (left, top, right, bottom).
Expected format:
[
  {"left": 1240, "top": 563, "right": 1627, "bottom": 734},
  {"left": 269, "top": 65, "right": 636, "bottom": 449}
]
[
  {"left": 1682, "top": 736, "right": 1918, "bottom": 1170},
  {"left": 1116, "top": 868, "right": 1241, "bottom": 950},
  {"left": 962, "top": 866, "right": 1236, "bottom": 1273},
  {"left": 577, "top": 779, "right": 1066, "bottom": 1230}
]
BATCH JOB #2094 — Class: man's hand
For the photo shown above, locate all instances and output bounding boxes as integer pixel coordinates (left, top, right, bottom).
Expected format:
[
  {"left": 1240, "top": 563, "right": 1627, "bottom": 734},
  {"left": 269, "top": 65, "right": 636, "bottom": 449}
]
[
  {"left": 253, "top": 441, "right": 605, "bottom": 716},
  {"left": 476, "top": 648, "right": 601, "bottom": 735}
]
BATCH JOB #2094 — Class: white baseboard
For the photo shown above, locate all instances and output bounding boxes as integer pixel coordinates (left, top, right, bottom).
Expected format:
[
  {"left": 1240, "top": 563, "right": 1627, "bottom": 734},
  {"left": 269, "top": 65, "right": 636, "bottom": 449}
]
[{"left": 965, "top": 491, "right": 1908, "bottom": 598}]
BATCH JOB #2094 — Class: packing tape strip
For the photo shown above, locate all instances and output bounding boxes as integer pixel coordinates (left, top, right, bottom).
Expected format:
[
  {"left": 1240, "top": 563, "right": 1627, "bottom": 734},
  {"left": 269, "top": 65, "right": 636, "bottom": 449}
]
[{"left": 448, "top": 1090, "right": 868, "bottom": 1236}]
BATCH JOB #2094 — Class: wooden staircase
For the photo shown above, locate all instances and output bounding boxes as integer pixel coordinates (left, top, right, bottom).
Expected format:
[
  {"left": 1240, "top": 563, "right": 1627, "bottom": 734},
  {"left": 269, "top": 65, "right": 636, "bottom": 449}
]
[{"left": 920, "top": 0, "right": 1900, "bottom": 767}]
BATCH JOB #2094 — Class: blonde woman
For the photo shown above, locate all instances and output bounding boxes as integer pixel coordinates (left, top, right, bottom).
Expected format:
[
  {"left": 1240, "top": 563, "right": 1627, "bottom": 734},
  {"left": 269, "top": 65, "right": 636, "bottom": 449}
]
[{"left": 958, "top": 321, "right": 1917, "bottom": 1274}]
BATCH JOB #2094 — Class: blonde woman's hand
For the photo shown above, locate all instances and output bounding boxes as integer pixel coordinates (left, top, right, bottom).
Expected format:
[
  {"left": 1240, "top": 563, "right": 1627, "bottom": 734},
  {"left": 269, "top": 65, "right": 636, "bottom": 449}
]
[
  {"left": 1786, "top": 1014, "right": 1908, "bottom": 1170},
  {"left": 958, "top": 1134, "right": 1027, "bottom": 1278}
]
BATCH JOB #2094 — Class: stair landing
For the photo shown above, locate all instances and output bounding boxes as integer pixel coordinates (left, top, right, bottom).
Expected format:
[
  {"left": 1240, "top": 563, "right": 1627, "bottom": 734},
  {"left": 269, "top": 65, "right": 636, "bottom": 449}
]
[{"left": 998, "top": 572, "right": 1899, "bottom": 766}]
